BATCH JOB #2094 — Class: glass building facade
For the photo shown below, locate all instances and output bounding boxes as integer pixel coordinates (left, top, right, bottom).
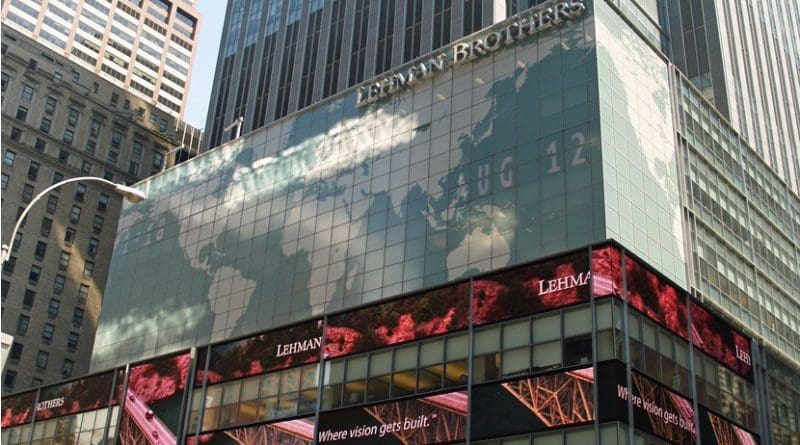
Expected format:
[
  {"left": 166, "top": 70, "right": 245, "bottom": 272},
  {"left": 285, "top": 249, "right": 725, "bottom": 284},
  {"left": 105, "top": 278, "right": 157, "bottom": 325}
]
[{"left": 4, "top": 0, "right": 798, "bottom": 444}]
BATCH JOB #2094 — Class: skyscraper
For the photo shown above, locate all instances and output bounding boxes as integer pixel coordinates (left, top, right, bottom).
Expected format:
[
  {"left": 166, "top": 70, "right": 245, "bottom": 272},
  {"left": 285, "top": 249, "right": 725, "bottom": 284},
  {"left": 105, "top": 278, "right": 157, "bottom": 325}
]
[
  {"left": 3, "top": 1, "right": 798, "bottom": 444},
  {"left": 0, "top": 25, "right": 200, "bottom": 391},
  {"left": 1, "top": 0, "right": 201, "bottom": 118}
]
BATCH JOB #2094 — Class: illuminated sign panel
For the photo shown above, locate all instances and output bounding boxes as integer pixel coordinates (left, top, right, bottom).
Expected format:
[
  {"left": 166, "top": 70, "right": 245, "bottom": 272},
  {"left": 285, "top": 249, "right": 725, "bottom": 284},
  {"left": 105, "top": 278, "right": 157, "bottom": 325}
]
[{"left": 34, "top": 370, "right": 119, "bottom": 421}]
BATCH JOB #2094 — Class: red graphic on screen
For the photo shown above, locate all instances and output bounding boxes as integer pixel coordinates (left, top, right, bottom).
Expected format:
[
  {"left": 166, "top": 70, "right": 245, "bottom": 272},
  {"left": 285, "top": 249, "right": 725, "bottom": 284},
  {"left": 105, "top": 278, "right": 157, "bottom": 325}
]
[
  {"left": 592, "top": 245, "right": 622, "bottom": 298},
  {"left": 1, "top": 390, "right": 36, "bottom": 427},
  {"left": 317, "top": 390, "right": 468, "bottom": 444},
  {"left": 690, "top": 302, "right": 752, "bottom": 379},
  {"left": 630, "top": 372, "right": 696, "bottom": 444},
  {"left": 34, "top": 370, "right": 118, "bottom": 420},
  {"left": 325, "top": 283, "right": 469, "bottom": 358},
  {"left": 197, "top": 320, "right": 323, "bottom": 385},
  {"left": 472, "top": 251, "right": 591, "bottom": 326},
  {"left": 119, "top": 351, "right": 192, "bottom": 445},
  {"left": 624, "top": 255, "right": 689, "bottom": 339},
  {"left": 707, "top": 411, "right": 758, "bottom": 445},
  {"left": 500, "top": 367, "right": 595, "bottom": 427}
]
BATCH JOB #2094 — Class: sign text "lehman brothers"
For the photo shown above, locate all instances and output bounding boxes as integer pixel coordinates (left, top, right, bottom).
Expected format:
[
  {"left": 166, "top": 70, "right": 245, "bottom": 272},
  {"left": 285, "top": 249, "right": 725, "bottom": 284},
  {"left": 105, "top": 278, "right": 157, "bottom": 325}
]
[{"left": 356, "top": 0, "right": 586, "bottom": 107}]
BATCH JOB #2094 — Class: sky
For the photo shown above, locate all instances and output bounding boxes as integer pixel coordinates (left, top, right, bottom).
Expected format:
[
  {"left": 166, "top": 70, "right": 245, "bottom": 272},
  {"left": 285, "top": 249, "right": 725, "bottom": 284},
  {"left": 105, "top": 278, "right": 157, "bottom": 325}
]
[{"left": 183, "top": 0, "right": 227, "bottom": 129}]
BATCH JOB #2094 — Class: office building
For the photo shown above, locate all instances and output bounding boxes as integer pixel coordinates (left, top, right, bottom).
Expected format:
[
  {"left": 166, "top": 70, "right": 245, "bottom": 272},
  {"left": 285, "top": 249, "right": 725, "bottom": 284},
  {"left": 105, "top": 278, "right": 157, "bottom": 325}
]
[
  {"left": 3, "top": 0, "right": 799, "bottom": 444},
  {"left": 1, "top": 0, "right": 201, "bottom": 118},
  {"left": 0, "top": 27, "right": 199, "bottom": 392}
]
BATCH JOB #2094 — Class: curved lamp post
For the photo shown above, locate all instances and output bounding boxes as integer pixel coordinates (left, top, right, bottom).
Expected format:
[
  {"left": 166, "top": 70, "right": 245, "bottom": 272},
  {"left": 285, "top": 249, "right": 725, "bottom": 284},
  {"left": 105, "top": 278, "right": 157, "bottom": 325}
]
[{"left": 1, "top": 176, "right": 146, "bottom": 264}]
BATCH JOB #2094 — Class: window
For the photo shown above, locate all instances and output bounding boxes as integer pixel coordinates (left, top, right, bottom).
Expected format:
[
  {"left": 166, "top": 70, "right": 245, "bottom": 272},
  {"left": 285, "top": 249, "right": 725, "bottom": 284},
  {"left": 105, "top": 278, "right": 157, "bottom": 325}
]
[
  {"left": 81, "top": 161, "right": 92, "bottom": 175},
  {"left": 67, "top": 107, "right": 80, "bottom": 126},
  {"left": 1, "top": 280, "right": 9, "bottom": 301},
  {"left": 93, "top": 215, "right": 104, "bottom": 233},
  {"left": 9, "top": 343, "right": 23, "bottom": 360},
  {"left": 47, "top": 299, "right": 60, "bottom": 318},
  {"left": 40, "top": 117, "right": 52, "bottom": 133},
  {"left": 72, "top": 71, "right": 80, "bottom": 82},
  {"left": 23, "top": 289, "right": 35, "bottom": 308},
  {"left": 2, "top": 173, "right": 8, "bottom": 189},
  {"left": 3, "top": 256, "right": 17, "bottom": 273},
  {"left": 75, "top": 183, "right": 87, "bottom": 202},
  {"left": 59, "top": 251, "right": 70, "bottom": 270},
  {"left": 72, "top": 308, "right": 84, "bottom": 327},
  {"left": 44, "top": 96, "right": 57, "bottom": 114},
  {"left": 34, "top": 138, "right": 46, "bottom": 153},
  {"left": 16, "top": 316, "right": 29, "bottom": 335},
  {"left": 111, "top": 92, "right": 119, "bottom": 106},
  {"left": 77, "top": 284, "right": 89, "bottom": 303},
  {"left": 53, "top": 71, "right": 63, "bottom": 82},
  {"left": 34, "top": 241, "right": 47, "bottom": 259},
  {"left": 10, "top": 127, "right": 22, "bottom": 141},
  {"left": 3, "top": 150, "right": 16, "bottom": 166},
  {"left": 46, "top": 195, "right": 59, "bottom": 214},
  {"left": 29, "top": 265, "right": 42, "bottom": 284},
  {"left": 41, "top": 218, "right": 53, "bottom": 237},
  {"left": 22, "top": 183, "right": 35, "bottom": 203},
  {"left": 21, "top": 83, "right": 34, "bottom": 101},
  {"left": 107, "top": 150, "right": 118, "bottom": 165},
  {"left": 42, "top": 323, "right": 55, "bottom": 341},
  {"left": 85, "top": 139, "right": 96, "bottom": 154},
  {"left": 132, "top": 139, "right": 144, "bottom": 156},
  {"left": 63, "top": 128, "right": 75, "bottom": 144},
  {"left": 65, "top": 227, "right": 76, "bottom": 244},
  {"left": 35, "top": 351, "right": 48, "bottom": 369},
  {"left": 62, "top": 359, "right": 74, "bottom": 377},
  {"left": 1, "top": 72, "right": 9, "bottom": 90},
  {"left": 52, "top": 171, "right": 64, "bottom": 184},
  {"left": 53, "top": 274, "right": 66, "bottom": 294},
  {"left": 83, "top": 261, "right": 94, "bottom": 277},
  {"left": 67, "top": 332, "right": 79, "bottom": 350},
  {"left": 27, "top": 161, "right": 40, "bottom": 181},
  {"left": 4, "top": 370, "right": 17, "bottom": 389},
  {"left": 12, "top": 233, "right": 22, "bottom": 251},
  {"left": 70, "top": 205, "right": 81, "bottom": 223},
  {"left": 152, "top": 151, "right": 164, "bottom": 170},
  {"left": 16, "top": 207, "right": 27, "bottom": 227},
  {"left": 128, "top": 161, "right": 140, "bottom": 176},
  {"left": 58, "top": 150, "right": 70, "bottom": 164},
  {"left": 88, "top": 238, "right": 99, "bottom": 256},
  {"left": 98, "top": 193, "right": 109, "bottom": 211},
  {"left": 111, "top": 130, "right": 123, "bottom": 148},
  {"left": 16, "top": 105, "right": 29, "bottom": 121},
  {"left": 31, "top": 378, "right": 43, "bottom": 388},
  {"left": 90, "top": 118, "right": 102, "bottom": 137},
  {"left": 103, "top": 170, "right": 114, "bottom": 181}
]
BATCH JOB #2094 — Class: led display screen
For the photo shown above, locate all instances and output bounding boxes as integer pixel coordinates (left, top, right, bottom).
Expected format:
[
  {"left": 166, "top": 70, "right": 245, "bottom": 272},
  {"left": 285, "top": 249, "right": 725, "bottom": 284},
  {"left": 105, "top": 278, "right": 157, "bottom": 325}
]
[
  {"left": 186, "top": 416, "right": 315, "bottom": 445},
  {"left": 1, "top": 390, "right": 36, "bottom": 427},
  {"left": 471, "top": 366, "right": 594, "bottom": 439},
  {"left": 119, "top": 351, "right": 192, "bottom": 445},
  {"left": 623, "top": 254, "right": 688, "bottom": 339},
  {"left": 690, "top": 301, "right": 752, "bottom": 380},
  {"left": 325, "top": 283, "right": 469, "bottom": 358},
  {"left": 598, "top": 361, "right": 696, "bottom": 444},
  {"left": 699, "top": 407, "right": 759, "bottom": 445},
  {"left": 591, "top": 245, "right": 623, "bottom": 299},
  {"left": 316, "top": 390, "right": 468, "bottom": 444},
  {"left": 34, "top": 370, "right": 119, "bottom": 421},
  {"left": 198, "top": 319, "right": 324, "bottom": 385},
  {"left": 472, "top": 250, "right": 591, "bottom": 326}
]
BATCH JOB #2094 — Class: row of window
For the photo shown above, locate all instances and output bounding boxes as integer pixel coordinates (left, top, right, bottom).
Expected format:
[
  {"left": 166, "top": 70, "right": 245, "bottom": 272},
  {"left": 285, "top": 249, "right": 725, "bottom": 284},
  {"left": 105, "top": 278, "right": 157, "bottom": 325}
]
[
  {"left": 7, "top": 341, "right": 77, "bottom": 369},
  {"left": 0, "top": 404, "right": 118, "bottom": 445}
]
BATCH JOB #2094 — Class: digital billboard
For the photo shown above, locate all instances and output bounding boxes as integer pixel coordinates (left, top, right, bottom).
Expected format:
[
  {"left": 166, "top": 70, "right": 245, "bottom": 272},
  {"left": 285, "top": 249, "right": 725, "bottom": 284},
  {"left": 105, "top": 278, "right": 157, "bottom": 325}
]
[
  {"left": 316, "top": 390, "right": 468, "bottom": 444},
  {"left": 197, "top": 319, "right": 324, "bottom": 385},
  {"left": 1, "top": 390, "right": 36, "bottom": 427},
  {"left": 471, "top": 367, "right": 594, "bottom": 439},
  {"left": 473, "top": 251, "right": 591, "bottom": 326},
  {"left": 119, "top": 351, "right": 192, "bottom": 445},
  {"left": 699, "top": 407, "right": 759, "bottom": 445},
  {"left": 325, "top": 284, "right": 469, "bottom": 358},
  {"left": 690, "top": 301, "right": 752, "bottom": 380},
  {"left": 33, "top": 370, "right": 119, "bottom": 421},
  {"left": 598, "top": 361, "right": 696, "bottom": 444},
  {"left": 186, "top": 416, "right": 315, "bottom": 445}
]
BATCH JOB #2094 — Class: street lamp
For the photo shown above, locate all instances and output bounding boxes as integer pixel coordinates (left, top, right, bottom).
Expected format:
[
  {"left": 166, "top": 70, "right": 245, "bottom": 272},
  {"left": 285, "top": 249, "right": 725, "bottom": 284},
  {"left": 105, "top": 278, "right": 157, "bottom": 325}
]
[{"left": 1, "top": 176, "right": 146, "bottom": 264}]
